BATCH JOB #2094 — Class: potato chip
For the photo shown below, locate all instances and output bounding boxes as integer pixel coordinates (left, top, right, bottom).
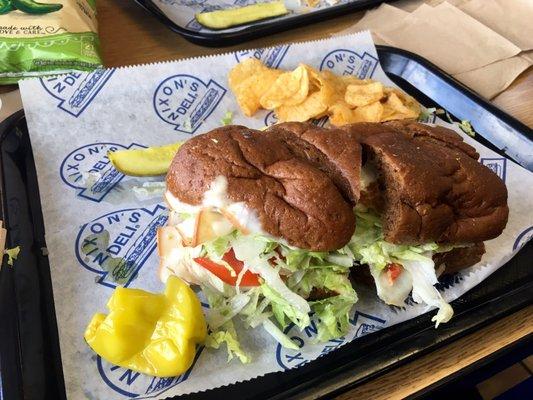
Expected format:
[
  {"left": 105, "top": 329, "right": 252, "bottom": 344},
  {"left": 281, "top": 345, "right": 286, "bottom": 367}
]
[
  {"left": 276, "top": 90, "right": 328, "bottom": 122},
  {"left": 341, "top": 75, "right": 371, "bottom": 86},
  {"left": 260, "top": 65, "right": 311, "bottom": 109},
  {"left": 228, "top": 58, "right": 262, "bottom": 88},
  {"left": 328, "top": 102, "right": 356, "bottom": 126},
  {"left": 345, "top": 82, "right": 384, "bottom": 107},
  {"left": 328, "top": 101, "right": 384, "bottom": 125},
  {"left": 381, "top": 89, "right": 420, "bottom": 121},
  {"left": 320, "top": 70, "right": 346, "bottom": 104},
  {"left": 352, "top": 101, "right": 384, "bottom": 122},
  {"left": 274, "top": 67, "right": 338, "bottom": 122},
  {"left": 228, "top": 59, "right": 282, "bottom": 116}
]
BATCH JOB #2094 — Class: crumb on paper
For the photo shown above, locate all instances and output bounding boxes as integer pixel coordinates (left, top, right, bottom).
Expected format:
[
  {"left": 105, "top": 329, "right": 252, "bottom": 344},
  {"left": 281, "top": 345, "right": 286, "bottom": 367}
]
[{"left": 220, "top": 111, "right": 233, "bottom": 126}]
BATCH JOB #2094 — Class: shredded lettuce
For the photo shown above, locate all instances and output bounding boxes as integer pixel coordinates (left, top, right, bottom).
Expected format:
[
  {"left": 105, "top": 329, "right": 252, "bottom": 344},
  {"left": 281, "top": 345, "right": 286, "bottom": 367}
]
[
  {"left": 459, "top": 120, "right": 475, "bottom": 137},
  {"left": 351, "top": 207, "right": 457, "bottom": 327},
  {"left": 369, "top": 264, "right": 413, "bottom": 307},
  {"left": 231, "top": 235, "right": 311, "bottom": 315},
  {"left": 205, "top": 290, "right": 251, "bottom": 330},
  {"left": 350, "top": 207, "right": 442, "bottom": 270},
  {"left": 397, "top": 253, "right": 454, "bottom": 327},
  {"left": 291, "top": 269, "right": 357, "bottom": 341},
  {"left": 177, "top": 204, "right": 462, "bottom": 363},
  {"left": 261, "top": 283, "right": 310, "bottom": 329},
  {"left": 262, "top": 319, "right": 299, "bottom": 350},
  {"left": 202, "top": 233, "right": 235, "bottom": 259},
  {"left": 205, "top": 320, "right": 251, "bottom": 363},
  {"left": 311, "top": 296, "right": 354, "bottom": 342},
  {"left": 193, "top": 228, "right": 359, "bottom": 360},
  {"left": 220, "top": 111, "right": 234, "bottom": 126}
]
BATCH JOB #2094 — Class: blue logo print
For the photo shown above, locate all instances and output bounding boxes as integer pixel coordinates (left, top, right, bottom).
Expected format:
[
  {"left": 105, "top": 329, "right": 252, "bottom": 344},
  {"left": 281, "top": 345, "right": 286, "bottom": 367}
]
[
  {"left": 234, "top": 0, "right": 261, "bottom": 6},
  {"left": 60, "top": 142, "right": 144, "bottom": 202},
  {"left": 40, "top": 69, "right": 115, "bottom": 117},
  {"left": 276, "top": 311, "right": 385, "bottom": 370},
  {"left": 275, "top": 320, "right": 346, "bottom": 370},
  {"left": 185, "top": 17, "right": 203, "bottom": 31},
  {"left": 185, "top": 4, "right": 221, "bottom": 31},
  {"left": 75, "top": 205, "right": 168, "bottom": 289},
  {"left": 154, "top": 74, "right": 226, "bottom": 134},
  {"left": 320, "top": 50, "right": 378, "bottom": 78},
  {"left": 159, "top": 0, "right": 208, "bottom": 6},
  {"left": 97, "top": 347, "right": 203, "bottom": 399},
  {"left": 235, "top": 44, "right": 290, "bottom": 68},
  {"left": 350, "top": 311, "right": 386, "bottom": 337},
  {"left": 481, "top": 157, "right": 507, "bottom": 182},
  {"left": 513, "top": 226, "right": 533, "bottom": 251}
]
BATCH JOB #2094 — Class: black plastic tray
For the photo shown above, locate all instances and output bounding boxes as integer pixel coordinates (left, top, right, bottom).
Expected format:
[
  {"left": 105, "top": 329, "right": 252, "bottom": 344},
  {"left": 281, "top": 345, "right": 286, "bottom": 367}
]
[
  {"left": 0, "top": 46, "right": 532, "bottom": 400},
  {"left": 133, "top": 0, "right": 392, "bottom": 47}
]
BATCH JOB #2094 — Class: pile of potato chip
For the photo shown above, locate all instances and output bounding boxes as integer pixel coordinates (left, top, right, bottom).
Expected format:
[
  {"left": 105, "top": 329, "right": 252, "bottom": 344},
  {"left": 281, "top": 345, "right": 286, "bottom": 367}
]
[{"left": 228, "top": 59, "right": 421, "bottom": 125}]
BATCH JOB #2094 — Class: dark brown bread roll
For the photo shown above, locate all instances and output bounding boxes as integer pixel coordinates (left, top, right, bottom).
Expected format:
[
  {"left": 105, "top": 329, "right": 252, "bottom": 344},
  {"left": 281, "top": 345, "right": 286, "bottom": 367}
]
[
  {"left": 267, "top": 122, "right": 362, "bottom": 203},
  {"left": 434, "top": 242, "right": 486, "bottom": 275},
  {"left": 341, "top": 121, "right": 509, "bottom": 245},
  {"left": 167, "top": 124, "right": 362, "bottom": 251}
]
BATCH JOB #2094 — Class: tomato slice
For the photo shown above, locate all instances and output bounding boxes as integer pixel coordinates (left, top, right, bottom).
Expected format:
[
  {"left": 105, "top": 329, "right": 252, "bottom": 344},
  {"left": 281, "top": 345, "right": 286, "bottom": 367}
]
[
  {"left": 194, "top": 248, "right": 260, "bottom": 286},
  {"left": 386, "top": 263, "right": 403, "bottom": 285}
]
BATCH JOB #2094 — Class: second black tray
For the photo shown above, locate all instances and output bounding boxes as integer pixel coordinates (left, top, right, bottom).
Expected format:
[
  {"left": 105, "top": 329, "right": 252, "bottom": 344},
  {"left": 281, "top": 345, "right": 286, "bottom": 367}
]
[{"left": 134, "top": 0, "right": 393, "bottom": 47}]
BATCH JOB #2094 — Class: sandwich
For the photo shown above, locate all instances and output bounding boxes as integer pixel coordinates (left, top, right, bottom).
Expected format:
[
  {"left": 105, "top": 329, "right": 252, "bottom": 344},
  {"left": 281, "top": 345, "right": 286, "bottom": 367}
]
[
  {"left": 157, "top": 121, "right": 508, "bottom": 360},
  {"left": 158, "top": 124, "right": 363, "bottom": 360}
]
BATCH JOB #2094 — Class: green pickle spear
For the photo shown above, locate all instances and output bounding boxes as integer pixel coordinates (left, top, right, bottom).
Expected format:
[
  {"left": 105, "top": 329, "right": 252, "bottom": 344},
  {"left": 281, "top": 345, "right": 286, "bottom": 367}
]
[
  {"left": 196, "top": 1, "right": 288, "bottom": 30},
  {"left": 109, "top": 142, "right": 182, "bottom": 177}
]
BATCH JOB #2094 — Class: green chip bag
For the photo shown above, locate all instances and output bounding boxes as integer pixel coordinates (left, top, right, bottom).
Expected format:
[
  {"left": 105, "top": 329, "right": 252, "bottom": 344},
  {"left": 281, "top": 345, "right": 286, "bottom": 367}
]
[{"left": 0, "top": 0, "right": 102, "bottom": 84}]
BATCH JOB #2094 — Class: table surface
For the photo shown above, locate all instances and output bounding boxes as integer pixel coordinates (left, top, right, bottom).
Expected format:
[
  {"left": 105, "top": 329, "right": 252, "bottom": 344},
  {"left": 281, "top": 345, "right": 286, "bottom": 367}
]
[{"left": 3, "top": 1, "right": 531, "bottom": 399}]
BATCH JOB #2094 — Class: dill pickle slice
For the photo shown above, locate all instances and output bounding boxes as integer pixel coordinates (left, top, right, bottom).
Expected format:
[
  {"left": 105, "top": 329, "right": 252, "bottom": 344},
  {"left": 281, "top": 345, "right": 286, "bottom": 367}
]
[
  {"left": 196, "top": 1, "right": 288, "bottom": 30},
  {"left": 109, "top": 142, "right": 182, "bottom": 176}
]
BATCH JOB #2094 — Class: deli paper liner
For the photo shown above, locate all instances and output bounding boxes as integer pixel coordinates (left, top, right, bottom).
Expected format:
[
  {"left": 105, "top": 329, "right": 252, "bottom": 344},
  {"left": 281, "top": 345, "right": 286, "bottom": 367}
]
[{"left": 19, "top": 31, "right": 533, "bottom": 400}]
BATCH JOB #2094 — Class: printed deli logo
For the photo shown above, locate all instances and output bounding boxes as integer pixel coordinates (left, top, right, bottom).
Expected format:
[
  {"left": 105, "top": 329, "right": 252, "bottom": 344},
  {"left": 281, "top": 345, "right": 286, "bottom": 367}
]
[
  {"left": 153, "top": 74, "right": 226, "bottom": 134},
  {"left": 75, "top": 205, "right": 167, "bottom": 288},
  {"left": 320, "top": 49, "right": 379, "bottom": 79},
  {"left": 97, "top": 348, "right": 203, "bottom": 399},
  {"left": 481, "top": 157, "right": 507, "bottom": 182},
  {"left": 40, "top": 69, "right": 115, "bottom": 117},
  {"left": 235, "top": 44, "right": 290, "bottom": 68},
  {"left": 513, "top": 226, "right": 533, "bottom": 252},
  {"left": 60, "top": 142, "right": 144, "bottom": 202},
  {"left": 276, "top": 311, "right": 385, "bottom": 370}
]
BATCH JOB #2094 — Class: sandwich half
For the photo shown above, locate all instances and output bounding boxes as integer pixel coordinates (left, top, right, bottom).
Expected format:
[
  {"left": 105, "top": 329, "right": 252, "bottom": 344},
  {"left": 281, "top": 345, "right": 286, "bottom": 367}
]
[
  {"left": 337, "top": 120, "right": 508, "bottom": 325},
  {"left": 158, "top": 124, "right": 363, "bottom": 359}
]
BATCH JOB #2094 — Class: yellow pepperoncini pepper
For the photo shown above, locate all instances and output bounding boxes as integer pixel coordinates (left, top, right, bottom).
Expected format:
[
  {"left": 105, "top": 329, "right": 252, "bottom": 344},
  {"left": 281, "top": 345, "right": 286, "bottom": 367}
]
[{"left": 84, "top": 276, "right": 206, "bottom": 377}]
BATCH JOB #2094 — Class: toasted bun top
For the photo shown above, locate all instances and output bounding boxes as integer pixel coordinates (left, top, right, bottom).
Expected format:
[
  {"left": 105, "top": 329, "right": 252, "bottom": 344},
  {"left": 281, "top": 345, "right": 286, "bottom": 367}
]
[
  {"left": 166, "top": 124, "right": 362, "bottom": 251},
  {"left": 341, "top": 120, "right": 509, "bottom": 244}
]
